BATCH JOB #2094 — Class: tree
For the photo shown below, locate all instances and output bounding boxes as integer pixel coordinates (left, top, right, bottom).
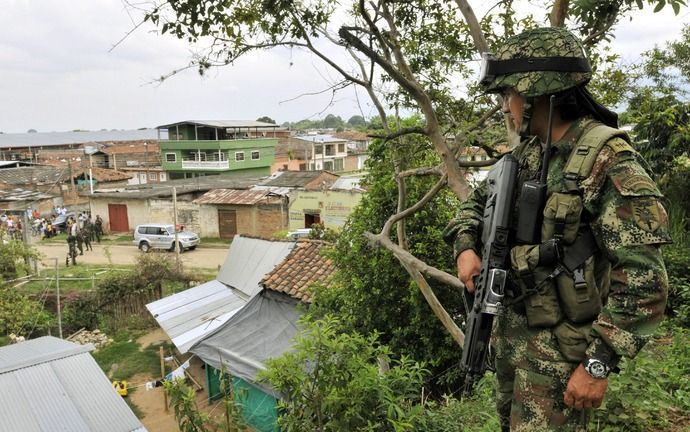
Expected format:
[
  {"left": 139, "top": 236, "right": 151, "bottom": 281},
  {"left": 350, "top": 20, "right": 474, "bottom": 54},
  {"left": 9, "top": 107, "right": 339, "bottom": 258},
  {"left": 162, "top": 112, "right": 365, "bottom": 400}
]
[
  {"left": 142, "top": 0, "right": 685, "bottom": 370},
  {"left": 256, "top": 116, "right": 276, "bottom": 124},
  {"left": 347, "top": 115, "right": 367, "bottom": 127},
  {"left": 322, "top": 113, "right": 344, "bottom": 129}
]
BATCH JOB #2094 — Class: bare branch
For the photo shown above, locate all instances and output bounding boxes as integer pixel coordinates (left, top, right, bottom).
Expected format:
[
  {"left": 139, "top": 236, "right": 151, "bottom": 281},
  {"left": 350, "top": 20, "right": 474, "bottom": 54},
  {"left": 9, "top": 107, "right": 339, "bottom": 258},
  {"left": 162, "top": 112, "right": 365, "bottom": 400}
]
[
  {"left": 397, "top": 166, "right": 444, "bottom": 178},
  {"left": 364, "top": 232, "right": 465, "bottom": 291},
  {"left": 381, "top": 174, "right": 447, "bottom": 237},
  {"left": 454, "top": 0, "right": 489, "bottom": 54},
  {"left": 278, "top": 80, "right": 351, "bottom": 104},
  {"left": 399, "top": 260, "right": 464, "bottom": 347},
  {"left": 367, "top": 127, "right": 428, "bottom": 141},
  {"left": 549, "top": 0, "right": 570, "bottom": 27}
]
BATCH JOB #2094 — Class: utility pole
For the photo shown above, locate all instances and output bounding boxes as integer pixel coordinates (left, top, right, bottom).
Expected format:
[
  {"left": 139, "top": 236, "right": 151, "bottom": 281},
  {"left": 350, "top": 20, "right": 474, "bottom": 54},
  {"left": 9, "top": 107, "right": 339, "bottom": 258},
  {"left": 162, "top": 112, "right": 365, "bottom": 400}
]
[
  {"left": 159, "top": 346, "right": 168, "bottom": 412},
  {"left": 173, "top": 187, "right": 180, "bottom": 266},
  {"left": 53, "top": 258, "right": 63, "bottom": 339}
]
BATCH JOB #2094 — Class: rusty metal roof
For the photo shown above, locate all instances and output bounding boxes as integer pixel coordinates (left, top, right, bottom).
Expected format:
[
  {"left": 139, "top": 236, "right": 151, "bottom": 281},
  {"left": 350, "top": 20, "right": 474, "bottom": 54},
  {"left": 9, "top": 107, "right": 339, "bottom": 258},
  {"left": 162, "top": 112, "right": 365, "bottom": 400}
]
[
  {"left": 193, "top": 189, "right": 275, "bottom": 205},
  {"left": 0, "top": 167, "right": 65, "bottom": 185}
]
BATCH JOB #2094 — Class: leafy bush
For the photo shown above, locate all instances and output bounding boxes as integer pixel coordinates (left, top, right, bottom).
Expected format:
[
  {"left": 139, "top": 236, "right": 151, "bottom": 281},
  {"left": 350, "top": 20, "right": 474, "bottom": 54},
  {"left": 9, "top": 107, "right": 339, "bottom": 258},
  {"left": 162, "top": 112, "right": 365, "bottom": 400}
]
[
  {"left": 590, "top": 327, "right": 690, "bottom": 431},
  {"left": 262, "top": 316, "right": 430, "bottom": 431}
]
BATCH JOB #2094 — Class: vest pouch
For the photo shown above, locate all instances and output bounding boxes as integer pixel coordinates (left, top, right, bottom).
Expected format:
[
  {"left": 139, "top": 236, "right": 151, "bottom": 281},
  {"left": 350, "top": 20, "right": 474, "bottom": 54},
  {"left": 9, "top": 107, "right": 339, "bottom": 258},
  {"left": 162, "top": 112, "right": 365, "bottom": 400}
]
[
  {"left": 556, "top": 256, "right": 602, "bottom": 323},
  {"left": 553, "top": 320, "right": 593, "bottom": 362},
  {"left": 510, "top": 245, "right": 563, "bottom": 328},
  {"left": 542, "top": 193, "right": 583, "bottom": 245}
]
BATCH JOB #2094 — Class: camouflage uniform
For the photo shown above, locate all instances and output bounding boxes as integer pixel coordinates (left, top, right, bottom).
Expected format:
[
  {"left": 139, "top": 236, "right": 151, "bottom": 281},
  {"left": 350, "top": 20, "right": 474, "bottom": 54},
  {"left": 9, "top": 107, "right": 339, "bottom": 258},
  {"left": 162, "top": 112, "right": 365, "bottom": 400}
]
[{"left": 444, "top": 28, "right": 671, "bottom": 431}]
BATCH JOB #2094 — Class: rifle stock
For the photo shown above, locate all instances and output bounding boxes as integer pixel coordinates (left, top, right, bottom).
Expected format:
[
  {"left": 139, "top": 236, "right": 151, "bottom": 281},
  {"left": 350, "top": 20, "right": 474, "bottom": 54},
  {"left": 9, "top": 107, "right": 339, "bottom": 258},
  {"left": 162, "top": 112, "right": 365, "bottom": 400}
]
[{"left": 461, "top": 153, "right": 518, "bottom": 395}]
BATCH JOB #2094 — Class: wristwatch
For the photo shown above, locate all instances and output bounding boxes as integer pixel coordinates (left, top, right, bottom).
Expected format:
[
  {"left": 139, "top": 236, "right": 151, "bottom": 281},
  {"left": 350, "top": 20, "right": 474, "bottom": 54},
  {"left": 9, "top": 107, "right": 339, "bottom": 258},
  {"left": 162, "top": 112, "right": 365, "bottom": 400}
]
[{"left": 583, "top": 358, "right": 610, "bottom": 379}]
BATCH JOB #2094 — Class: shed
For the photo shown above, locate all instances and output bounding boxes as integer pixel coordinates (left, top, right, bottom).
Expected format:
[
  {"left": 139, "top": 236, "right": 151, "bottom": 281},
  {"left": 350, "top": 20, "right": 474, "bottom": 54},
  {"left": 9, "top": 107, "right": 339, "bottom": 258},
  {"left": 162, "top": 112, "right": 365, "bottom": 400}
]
[
  {"left": 146, "top": 235, "right": 295, "bottom": 353},
  {"left": 190, "top": 240, "right": 335, "bottom": 432},
  {"left": 0, "top": 336, "right": 146, "bottom": 432}
]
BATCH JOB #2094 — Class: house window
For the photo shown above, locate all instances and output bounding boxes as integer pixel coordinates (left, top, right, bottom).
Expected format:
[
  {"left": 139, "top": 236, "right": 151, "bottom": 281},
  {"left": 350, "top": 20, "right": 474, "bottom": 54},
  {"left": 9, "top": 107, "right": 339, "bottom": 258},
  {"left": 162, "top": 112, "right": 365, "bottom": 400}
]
[
  {"left": 148, "top": 172, "right": 158, "bottom": 180},
  {"left": 191, "top": 152, "right": 207, "bottom": 161},
  {"left": 235, "top": 152, "right": 245, "bottom": 161},
  {"left": 325, "top": 145, "right": 335, "bottom": 156},
  {"left": 251, "top": 150, "right": 260, "bottom": 160},
  {"left": 338, "top": 143, "right": 345, "bottom": 153},
  {"left": 324, "top": 160, "right": 334, "bottom": 171},
  {"left": 299, "top": 163, "right": 307, "bottom": 171},
  {"left": 165, "top": 153, "right": 176, "bottom": 163},
  {"left": 314, "top": 144, "right": 322, "bottom": 155},
  {"left": 334, "top": 159, "right": 344, "bottom": 171}
]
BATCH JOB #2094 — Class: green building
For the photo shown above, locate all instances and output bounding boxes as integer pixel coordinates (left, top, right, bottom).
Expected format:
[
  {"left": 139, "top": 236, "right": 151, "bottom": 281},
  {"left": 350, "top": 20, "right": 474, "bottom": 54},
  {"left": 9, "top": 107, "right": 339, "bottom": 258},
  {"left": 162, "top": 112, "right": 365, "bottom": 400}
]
[{"left": 157, "top": 120, "right": 279, "bottom": 180}]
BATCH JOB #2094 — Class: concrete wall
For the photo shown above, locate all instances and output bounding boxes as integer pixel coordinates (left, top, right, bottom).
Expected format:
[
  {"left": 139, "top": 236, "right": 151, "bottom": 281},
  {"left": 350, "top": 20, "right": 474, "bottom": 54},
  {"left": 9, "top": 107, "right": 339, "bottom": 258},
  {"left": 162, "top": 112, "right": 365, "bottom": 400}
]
[
  {"left": 205, "top": 203, "right": 287, "bottom": 238},
  {"left": 90, "top": 197, "right": 149, "bottom": 234},
  {"left": 288, "top": 189, "right": 362, "bottom": 230}
]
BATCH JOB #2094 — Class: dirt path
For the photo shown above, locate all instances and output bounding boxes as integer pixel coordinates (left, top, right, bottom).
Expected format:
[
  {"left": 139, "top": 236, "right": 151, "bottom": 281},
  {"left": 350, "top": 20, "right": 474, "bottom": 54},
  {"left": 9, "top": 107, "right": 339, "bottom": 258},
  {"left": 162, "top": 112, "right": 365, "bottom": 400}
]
[
  {"left": 127, "top": 330, "right": 218, "bottom": 432},
  {"left": 35, "top": 243, "right": 227, "bottom": 270}
]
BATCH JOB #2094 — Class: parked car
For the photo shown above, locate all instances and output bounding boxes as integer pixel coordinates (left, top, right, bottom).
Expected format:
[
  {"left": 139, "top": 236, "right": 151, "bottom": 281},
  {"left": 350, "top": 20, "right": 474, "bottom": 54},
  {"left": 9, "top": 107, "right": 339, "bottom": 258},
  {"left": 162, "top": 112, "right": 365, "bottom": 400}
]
[
  {"left": 133, "top": 224, "right": 200, "bottom": 252},
  {"left": 52, "top": 212, "right": 77, "bottom": 234},
  {"left": 286, "top": 228, "right": 312, "bottom": 240}
]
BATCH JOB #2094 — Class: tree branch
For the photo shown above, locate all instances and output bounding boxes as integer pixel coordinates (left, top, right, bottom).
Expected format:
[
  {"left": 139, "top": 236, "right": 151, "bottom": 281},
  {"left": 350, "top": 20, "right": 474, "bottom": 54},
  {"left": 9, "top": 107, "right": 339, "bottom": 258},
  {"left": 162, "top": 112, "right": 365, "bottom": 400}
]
[
  {"left": 397, "top": 166, "right": 444, "bottom": 178},
  {"left": 549, "top": 0, "right": 570, "bottom": 27},
  {"left": 381, "top": 174, "right": 447, "bottom": 238},
  {"left": 367, "top": 127, "right": 428, "bottom": 141},
  {"left": 454, "top": 0, "right": 489, "bottom": 54}
]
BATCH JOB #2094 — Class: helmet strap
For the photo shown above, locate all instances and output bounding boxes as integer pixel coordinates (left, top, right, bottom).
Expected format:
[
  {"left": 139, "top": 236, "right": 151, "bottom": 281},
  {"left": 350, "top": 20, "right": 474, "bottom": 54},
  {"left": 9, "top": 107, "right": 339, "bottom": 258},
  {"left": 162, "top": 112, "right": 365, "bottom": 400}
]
[{"left": 519, "top": 98, "right": 534, "bottom": 139}]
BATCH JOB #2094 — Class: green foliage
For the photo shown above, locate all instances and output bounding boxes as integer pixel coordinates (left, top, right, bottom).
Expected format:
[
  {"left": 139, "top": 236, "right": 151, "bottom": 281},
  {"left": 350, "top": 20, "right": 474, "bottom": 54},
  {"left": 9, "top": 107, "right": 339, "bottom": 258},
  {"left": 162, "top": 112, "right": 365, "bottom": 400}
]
[
  {"left": 0, "top": 280, "right": 52, "bottom": 336},
  {"left": 262, "top": 316, "right": 429, "bottom": 432},
  {"left": 91, "top": 331, "right": 166, "bottom": 380},
  {"left": 306, "top": 223, "right": 338, "bottom": 242},
  {"left": 311, "top": 123, "right": 464, "bottom": 392},
  {"left": 347, "top": 115, "right": 367, "bottom": 128},
  {"left": 165, "top": 379, "right": 212, "bottom": 432},
  {"left": 256, "top": 116, "right": 276, "bottom": 124},
  {"left": 0, "top": 238, "right": 39, "bottom": 280},
  {"left": 590, "top": 327, "right": 690, "bottom": 431}
]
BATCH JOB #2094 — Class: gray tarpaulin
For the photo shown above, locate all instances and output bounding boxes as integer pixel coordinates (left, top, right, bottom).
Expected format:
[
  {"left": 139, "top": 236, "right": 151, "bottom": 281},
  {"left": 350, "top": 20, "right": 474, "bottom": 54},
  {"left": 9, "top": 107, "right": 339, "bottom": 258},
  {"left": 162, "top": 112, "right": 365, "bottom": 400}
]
[{"left": 189, "top": 290, "right": 302, "bottom": 396}]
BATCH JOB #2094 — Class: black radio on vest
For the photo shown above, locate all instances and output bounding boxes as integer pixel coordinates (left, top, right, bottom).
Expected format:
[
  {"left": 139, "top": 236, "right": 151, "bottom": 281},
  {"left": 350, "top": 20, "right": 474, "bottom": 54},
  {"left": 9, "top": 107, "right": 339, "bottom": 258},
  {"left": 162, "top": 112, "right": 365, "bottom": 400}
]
[{"left": 515, "top": 95, "right": 555, "bottom": 244}]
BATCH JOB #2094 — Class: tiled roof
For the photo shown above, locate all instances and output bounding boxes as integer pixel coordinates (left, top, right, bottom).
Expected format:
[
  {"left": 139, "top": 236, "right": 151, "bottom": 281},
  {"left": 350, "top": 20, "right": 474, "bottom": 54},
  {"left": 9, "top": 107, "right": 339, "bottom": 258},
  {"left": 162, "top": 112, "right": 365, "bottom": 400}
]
[
  {"left": 260, "top": 240, "right": 335, "bottom": 303},
  {"left": 0, "top": 167, "right": 65, "bottom": 185},
  {"left": 333, "top": 130, "right": 370, "bottom": 141},
  {"left": 193, "top": 189, "right": 275, "bottom": 205}
]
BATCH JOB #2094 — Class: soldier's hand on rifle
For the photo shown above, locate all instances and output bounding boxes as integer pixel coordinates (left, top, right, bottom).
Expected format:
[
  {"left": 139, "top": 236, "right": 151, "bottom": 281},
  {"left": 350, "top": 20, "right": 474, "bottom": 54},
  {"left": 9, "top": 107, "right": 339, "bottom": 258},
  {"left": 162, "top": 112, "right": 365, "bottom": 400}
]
[{"left": 457, "top": 249, "right": 481, "bottom": 293}]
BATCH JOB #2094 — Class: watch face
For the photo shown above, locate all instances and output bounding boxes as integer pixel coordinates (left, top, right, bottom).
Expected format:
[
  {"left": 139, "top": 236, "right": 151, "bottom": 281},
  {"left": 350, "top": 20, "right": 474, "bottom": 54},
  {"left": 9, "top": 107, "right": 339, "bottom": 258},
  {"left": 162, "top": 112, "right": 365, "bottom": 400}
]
[{"left": 586, "top": 359, "right": 609, "bottom": 378}]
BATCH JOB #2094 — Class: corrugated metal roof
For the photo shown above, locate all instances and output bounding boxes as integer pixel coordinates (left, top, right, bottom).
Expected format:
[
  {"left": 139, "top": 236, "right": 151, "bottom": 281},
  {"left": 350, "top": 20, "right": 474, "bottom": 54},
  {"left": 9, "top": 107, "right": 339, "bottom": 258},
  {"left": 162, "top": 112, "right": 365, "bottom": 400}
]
[
  {"left": 293, "top": 134, "right": 347, "bottom": 143},
  {"left": 259, "top": 170, "right": 336, "bottom": 188},
  {"left": 146, "top": 280, "right": 248, "bottom": 353},
  {"left": 0, "top": 188, "right": 55, "bottom": 203},
  {"left": 157, "top": 120, "right": 280, "bottom": 129},
  {"left": 0, "top": 130, "right": 160, "bottom": 149},
  {"left": 330, "top": 176, "right": 364, "bottom": 191},
  {"left": 0, "top": 337, "right": 146, "bottom": 432},
  {"left": 193, "top": 189, "right": 271, "bottom": 205},
  {"left": 216, "top": 235, "right": 295, "bottom": 297},
  {"left": 0, "top": 167, "right": 65, "bottom": 185}
]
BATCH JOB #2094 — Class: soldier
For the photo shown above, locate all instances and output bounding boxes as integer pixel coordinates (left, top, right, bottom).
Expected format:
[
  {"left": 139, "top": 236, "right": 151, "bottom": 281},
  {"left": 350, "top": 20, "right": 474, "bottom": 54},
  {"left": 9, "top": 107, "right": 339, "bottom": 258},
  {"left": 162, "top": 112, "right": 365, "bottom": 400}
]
[
  {"left": 94, "top": 215, "right": 103, "bottom": 243},
  {"left": 66, "top": 221, "right": 78, "bottom": 266},
  {"left": 75, "top": 224, "right": 84, "bottom": 256},
  {"left": 82, "top": 223, "right": 93, "bottom": 252},
  {"left": 443, "top": 28, "right": 670, "bottom": 431}
]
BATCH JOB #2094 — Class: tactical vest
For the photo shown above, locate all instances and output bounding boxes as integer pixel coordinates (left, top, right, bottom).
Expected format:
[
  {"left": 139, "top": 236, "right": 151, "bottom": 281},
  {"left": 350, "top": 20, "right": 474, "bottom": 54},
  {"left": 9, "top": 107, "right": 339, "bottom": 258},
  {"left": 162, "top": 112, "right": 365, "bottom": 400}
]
[{"left": 511, "top": 120, "right": 633, "bottom": 339}]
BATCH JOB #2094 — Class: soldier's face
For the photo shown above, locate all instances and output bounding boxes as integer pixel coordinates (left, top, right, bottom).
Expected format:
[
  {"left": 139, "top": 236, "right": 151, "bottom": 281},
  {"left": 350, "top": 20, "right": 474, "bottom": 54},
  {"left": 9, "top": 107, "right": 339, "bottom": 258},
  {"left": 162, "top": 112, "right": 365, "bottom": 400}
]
[{"left": 501, "top": 88, "right": 525, "bottom": 132}]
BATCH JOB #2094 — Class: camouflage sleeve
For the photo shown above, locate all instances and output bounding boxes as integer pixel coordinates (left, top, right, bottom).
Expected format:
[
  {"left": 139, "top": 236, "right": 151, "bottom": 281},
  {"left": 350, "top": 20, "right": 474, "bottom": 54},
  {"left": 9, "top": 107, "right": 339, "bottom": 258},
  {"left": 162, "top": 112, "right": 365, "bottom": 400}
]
[
  {"left": 442, "top": 179, "right": 489, "bottom": 260},
  {"left": 582, "top": 141, "right": 672, "bottom": 363}
]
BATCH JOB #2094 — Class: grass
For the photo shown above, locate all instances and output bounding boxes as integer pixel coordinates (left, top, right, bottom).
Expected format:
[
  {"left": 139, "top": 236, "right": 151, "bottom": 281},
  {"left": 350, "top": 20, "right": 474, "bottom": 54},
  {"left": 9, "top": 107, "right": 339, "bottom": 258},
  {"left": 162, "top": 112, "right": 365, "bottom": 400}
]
[
  {"left": 18, "top": 265, "right": 131, "bottom": 294},
  {"left": 16, "top": 264, "right": 217, "bottom": 295},
  {"left": 92, "top": 330, "right": 172, "bottom": 381}
]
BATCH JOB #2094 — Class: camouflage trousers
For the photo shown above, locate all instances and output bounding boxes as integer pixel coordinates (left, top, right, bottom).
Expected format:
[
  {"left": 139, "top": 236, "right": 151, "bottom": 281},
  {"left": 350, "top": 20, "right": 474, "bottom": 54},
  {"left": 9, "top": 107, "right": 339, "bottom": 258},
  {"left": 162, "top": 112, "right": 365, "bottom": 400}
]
[{"left": 494, "top": 307, "right": 590, "bottom": 431}]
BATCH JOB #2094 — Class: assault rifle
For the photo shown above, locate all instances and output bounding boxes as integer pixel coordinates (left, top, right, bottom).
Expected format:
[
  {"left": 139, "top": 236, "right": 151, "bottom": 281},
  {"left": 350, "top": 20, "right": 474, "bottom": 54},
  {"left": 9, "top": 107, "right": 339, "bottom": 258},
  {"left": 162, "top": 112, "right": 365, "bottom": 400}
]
[{"left": 460, "top": 153, "right": 519, "bottom": 395}]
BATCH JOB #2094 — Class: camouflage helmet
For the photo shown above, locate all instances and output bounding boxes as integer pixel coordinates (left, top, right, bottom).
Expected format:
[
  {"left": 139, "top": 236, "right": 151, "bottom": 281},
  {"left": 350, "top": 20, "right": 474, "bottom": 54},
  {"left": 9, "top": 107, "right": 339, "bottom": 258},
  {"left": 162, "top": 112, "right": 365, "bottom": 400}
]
[{"left": 480, "top": 27, "right": 592, "bottom": 97}]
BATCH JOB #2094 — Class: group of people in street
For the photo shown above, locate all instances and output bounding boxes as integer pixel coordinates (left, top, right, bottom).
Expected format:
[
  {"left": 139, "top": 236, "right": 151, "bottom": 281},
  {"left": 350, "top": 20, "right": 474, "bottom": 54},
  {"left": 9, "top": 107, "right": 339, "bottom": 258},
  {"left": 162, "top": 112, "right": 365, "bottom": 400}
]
[
  {"left": 65, "top": 212, "right": 104, "bottom": 266},
  {"left": 0, "top": 213, "right": 23, "bottom": 240}
]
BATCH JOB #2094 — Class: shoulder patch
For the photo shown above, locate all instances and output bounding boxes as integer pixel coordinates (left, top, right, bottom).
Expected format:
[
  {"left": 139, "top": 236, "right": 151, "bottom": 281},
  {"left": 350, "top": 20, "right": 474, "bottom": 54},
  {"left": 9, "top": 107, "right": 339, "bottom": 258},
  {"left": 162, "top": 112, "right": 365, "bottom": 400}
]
[
  {"left": 632, "top": 197, "right": 663, "bottom": 233},
  {"left": 606, "top": 138, "right": 634, "bottom": 155}
]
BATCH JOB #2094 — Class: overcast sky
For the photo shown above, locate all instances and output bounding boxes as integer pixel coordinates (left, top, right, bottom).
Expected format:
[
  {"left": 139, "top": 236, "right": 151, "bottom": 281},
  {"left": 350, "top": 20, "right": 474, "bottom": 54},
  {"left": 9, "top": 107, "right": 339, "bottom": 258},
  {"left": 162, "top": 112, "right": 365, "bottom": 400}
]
[{"left": 0, "top": 1, "right": 688, "bottom": 134}]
